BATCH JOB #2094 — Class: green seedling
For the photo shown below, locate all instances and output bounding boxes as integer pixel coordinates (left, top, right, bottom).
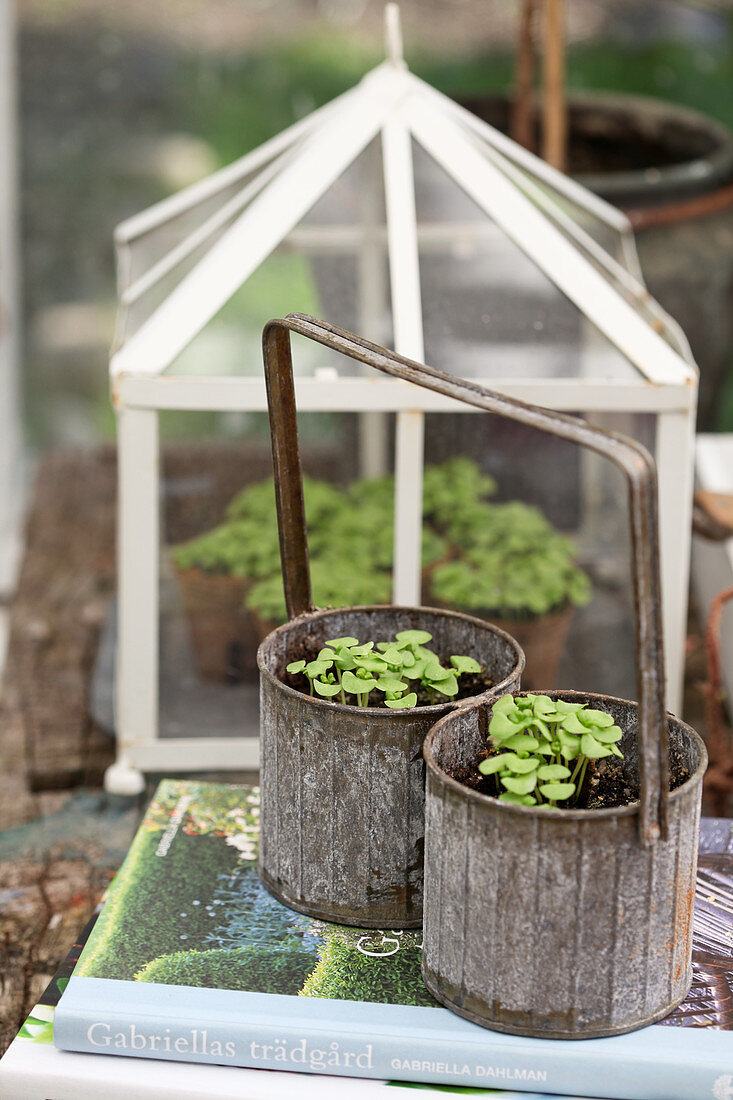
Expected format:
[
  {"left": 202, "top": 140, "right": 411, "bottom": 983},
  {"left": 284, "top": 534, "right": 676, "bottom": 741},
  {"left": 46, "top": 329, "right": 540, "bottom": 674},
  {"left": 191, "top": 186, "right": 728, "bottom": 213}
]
[
  {"left": 428, "top": 498, "right": 591, "bottom": 620},
  {"left": 286, "top": 631, "right": 481, "bottom": 710},
  {"left": 478, "top": 693, "right": 624, "bottom": 808}
]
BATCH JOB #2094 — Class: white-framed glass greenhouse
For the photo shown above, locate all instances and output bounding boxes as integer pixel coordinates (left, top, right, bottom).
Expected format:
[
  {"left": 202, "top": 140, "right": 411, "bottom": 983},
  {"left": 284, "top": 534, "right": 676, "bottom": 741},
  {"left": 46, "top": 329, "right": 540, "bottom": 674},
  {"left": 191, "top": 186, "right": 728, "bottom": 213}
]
[{"left": 104, "top": 11, "right": 698, "bottom": 794}]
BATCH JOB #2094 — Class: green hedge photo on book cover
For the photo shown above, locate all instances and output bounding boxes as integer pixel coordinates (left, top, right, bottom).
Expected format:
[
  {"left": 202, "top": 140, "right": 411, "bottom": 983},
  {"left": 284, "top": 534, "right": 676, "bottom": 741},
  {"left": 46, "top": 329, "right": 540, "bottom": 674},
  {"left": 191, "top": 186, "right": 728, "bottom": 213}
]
[
  {"left": 74, "top": 779, "right": 435, "bottom": 1006},
  {"left": 53, "top": 778, "right": 733, "bottom": 1100}
]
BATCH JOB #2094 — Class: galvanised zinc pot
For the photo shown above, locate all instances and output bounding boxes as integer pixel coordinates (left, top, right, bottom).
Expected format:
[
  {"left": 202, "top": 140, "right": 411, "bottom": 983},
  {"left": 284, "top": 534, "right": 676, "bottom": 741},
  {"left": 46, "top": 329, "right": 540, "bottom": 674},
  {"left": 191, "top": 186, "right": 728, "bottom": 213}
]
[
  {"left": 258, "top": 603, "right": 524, "bottom": 928},
  {"left": 257, "top": 312, "right": 703, "bottom": 972},
  {"left": 379, "top": 309, "right": 709, "bottom": 1039},
  {"left": 422, "top": 690, "right": 707, "bottom": 1039}
]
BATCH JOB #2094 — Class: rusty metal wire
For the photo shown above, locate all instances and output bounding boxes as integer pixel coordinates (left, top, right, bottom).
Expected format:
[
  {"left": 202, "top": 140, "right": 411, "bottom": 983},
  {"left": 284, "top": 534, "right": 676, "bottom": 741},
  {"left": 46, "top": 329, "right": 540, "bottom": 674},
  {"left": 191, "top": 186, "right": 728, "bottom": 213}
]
[
  {"left": 262, "top": 313, "right": 670, "bottom": 846},
  {"left": 703, "top": 586, "right": 733, "bottom": 815}
]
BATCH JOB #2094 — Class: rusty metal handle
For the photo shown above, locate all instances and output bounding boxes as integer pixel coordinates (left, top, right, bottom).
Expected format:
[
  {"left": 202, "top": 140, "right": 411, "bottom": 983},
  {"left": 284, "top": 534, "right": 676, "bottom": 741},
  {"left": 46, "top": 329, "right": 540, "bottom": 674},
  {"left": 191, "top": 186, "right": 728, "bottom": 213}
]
[{"left": 262, "top": 313, "right": 669, "bottom": 846}]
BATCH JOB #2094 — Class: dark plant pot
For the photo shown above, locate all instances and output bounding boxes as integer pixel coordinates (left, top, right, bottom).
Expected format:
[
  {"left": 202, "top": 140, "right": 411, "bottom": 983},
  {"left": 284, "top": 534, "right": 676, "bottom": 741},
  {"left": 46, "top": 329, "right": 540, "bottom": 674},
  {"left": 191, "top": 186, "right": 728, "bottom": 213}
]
[
  {"left": 460, "top": 90, "right": 733, "bottom": 206},
  {"left": 422, "top": 689, "right": 707, "bottom": 1039},
  {"left": 460, "top": 90, "right": 733, "bottom": 429},
  {"left": 176, "top": 567, "right": 261, "bottom": 684},
  {"left": 257, "top": 604, "right": 524, "bottom": 929}
]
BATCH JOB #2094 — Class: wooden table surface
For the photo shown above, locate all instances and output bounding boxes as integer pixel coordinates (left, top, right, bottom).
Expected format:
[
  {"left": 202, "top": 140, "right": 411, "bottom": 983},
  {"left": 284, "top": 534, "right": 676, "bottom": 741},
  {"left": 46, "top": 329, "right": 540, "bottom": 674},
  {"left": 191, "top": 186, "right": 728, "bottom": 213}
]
[{"left": 0, "top": 445, "right": 267, "bottom": 1055}]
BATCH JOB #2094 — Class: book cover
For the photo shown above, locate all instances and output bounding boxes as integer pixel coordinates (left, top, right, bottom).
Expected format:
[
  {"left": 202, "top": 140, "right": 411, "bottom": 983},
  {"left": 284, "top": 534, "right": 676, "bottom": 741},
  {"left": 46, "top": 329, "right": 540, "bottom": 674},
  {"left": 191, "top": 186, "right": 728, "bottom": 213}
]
[
  {"left": 1, "top": 898, "right": 554, "bottom": 1100},
  {"left": 53, "top": 780, "right": 733, "bottom": 1100}
]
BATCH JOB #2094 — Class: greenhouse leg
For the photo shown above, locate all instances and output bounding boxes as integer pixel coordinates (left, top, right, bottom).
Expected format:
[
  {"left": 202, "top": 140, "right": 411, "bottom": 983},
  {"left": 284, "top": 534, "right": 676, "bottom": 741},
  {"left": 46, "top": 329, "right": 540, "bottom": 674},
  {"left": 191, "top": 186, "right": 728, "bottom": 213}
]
[
  {"left": 656, "top": 405, "right": 696, "bottom": 717},
  {"left": 108, "top": 406, "right": 160, "bottom": 789},
  {"left": 358, "top": 139, "right": 389, "bottom": 480},
  {"left": 383, "top": 114, "right": 424, "bottom": 606},
  {"left": 104, "top": 757, "right": 146, "bottom": 797},
  {"left": 394, "top": 410, "right": 424, "bottom": 605}
]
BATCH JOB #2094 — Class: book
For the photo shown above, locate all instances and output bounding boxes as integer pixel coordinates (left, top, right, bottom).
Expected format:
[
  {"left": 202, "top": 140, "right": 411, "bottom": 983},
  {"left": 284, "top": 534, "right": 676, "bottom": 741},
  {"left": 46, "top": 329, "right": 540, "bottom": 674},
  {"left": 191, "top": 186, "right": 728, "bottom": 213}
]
[
  {"left": 1, "top": 906, "right": 560, "bottom": 1099},
  {"left": 52, "top": 779, "right": 733, "bottom": 1100}
]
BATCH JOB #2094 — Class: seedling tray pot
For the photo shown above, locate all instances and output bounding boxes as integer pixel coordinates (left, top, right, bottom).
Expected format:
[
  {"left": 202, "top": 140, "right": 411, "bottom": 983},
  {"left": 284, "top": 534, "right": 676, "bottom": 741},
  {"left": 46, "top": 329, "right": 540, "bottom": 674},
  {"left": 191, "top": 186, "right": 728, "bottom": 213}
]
[
  {"left": 422, "top": 690, "right": 706, "bottom": 1038},
  {"left": 257, "top": 317, "right": 525, "bottom": 928},
  {"left": 258, "top": 604, "right": 523, "bottom": 928}
]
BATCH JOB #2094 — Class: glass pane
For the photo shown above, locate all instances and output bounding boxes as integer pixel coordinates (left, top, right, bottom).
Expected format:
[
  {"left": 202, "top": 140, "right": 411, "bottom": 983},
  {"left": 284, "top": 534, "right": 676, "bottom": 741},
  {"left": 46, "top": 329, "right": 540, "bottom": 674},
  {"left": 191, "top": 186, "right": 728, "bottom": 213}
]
[
  {"left": 117, "top": 155, "right": 293, "bottom": 344},
  {"left": 157, "top": 409, "right": 379, "bottom": 739},
  {"left": 412, "top": 141, "right": 645, "bottom": 383},
  {"left": 483, "top": 140, "right": 629, "bottom": 267},
  {"left": 162, "top": 139, "right": 392, "bottom": 379},
  {"left": 421, "top": 411, "right": 657, "bottom": 701},
  {"left": 121, "top": 164, "right": 276, "bottom": 288}
]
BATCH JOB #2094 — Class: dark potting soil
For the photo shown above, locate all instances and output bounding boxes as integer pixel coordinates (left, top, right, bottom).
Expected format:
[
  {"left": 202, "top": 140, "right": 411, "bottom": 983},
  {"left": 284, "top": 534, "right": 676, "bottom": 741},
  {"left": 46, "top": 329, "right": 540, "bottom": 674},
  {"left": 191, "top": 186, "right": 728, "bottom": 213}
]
[
  {"left": 582, "top": 743, "right": 691, "bottom": 808},
  {"left": 584, "top": 758, "right": 636, "bottom": 810},
  {"left": 454, "top": 743, "right": 693, "bottom": 810}
]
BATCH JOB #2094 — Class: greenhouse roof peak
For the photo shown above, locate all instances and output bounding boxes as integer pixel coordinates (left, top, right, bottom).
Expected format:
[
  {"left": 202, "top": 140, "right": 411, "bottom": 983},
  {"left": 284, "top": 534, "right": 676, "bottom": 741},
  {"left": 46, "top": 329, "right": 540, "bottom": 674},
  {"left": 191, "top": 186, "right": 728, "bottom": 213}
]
[
  {"left": 110, "top": 34, "right": 695, "bottom": 389},
  {"left": 384, "top": 3, "right": 407, "bottom": 69}
]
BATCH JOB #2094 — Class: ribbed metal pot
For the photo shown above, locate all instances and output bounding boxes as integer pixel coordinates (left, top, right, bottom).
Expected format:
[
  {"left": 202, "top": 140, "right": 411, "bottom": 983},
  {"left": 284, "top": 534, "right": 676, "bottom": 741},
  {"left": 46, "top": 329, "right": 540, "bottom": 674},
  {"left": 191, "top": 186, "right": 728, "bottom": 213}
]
[
  {"left": 258, "top": 604, "right": 524, "bottom": 928},
  {"left": 422, "top": 689, "right": 707, "bottom": 1039}
]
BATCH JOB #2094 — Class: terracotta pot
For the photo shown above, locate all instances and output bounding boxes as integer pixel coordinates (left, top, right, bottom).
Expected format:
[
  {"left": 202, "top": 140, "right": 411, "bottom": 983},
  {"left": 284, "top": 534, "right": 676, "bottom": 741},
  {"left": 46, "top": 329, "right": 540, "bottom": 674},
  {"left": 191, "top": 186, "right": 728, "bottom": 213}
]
[
  {"left": 426, "top": 596, "right": 574, "bottom": 691},
  {"left": 176, "top": 567, "right": 260, "bottom": 684},
  {"left": 487, "top": 605, "right": 573, "bottom": 690}
]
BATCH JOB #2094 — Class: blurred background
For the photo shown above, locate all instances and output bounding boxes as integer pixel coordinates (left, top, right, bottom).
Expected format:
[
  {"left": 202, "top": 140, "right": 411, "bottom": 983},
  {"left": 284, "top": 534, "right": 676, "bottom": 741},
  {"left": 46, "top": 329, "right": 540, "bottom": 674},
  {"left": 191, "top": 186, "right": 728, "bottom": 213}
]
[
  {"left": 2, "top": 0, "right": 733, "bottom": 774},
  {"left": 12, "top": 0, "right": 733, "bottom": 453}
]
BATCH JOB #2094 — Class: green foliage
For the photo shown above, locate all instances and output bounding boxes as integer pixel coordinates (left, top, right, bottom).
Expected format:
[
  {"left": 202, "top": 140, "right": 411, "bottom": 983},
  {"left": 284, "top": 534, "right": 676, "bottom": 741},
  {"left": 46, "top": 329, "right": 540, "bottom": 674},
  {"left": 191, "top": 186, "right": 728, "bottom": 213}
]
[
  {"left": 76, "top": 829, "right": 241, "bottom": 981},
  {"left": 174, "top": 476, "right": 339, "bottom": 579},
  {"left": 174, "top": 518, "right": 280, "bottom": 580},
  {"left": 478, "top": 693, "right": 623, "bottom": 807},
  {"left": 182, "top": 34, "right": 733, "bottom": 177},
  {"left": 227, "top": 476, "right": 345, "bottom": 531},
  {"left": 247, "top": 558, "right": 393, "bottom": 625},
  {"left": 173, "top": 459, "right": 589, "bottom": 624},
  {"left": 430, "top": 500, "right": 591, "bottom": 619},
  {"left": 18, "top": 1010, "right": 54, "bottom": 1045},
  {"left": 136, "top": 945, "right": 316, "bottom": 994},
  {"left": 286, "top": 630, "right": 480, "bottom": 710},
  {"left": 422, "top": 457, "right": 497, "bottom": 530},
  {"left": 299, "top": 936, "right": 435, "bottom": 1007},
  {"left": 174, "top": 472, "right": 400, "bottom": 622}
]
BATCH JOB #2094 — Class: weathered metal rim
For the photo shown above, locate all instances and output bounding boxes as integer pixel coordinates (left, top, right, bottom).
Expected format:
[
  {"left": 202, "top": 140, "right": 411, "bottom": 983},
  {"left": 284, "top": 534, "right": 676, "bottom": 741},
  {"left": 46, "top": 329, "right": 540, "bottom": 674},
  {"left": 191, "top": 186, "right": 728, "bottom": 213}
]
[
  {"left": 461, "top": 89, "right": 733, "bottom": 205},
  {"left": 572, "top": 91, "right": 733, "bottom": 202},
  {"left": 423, "top": 687, "right": 707, "bottom": 822},
  {"left": 257, "top": 603, "right": 526, "bottom": 719},
  {"left": 258, "top": 862, "right": 423, "bottom": 930},
  {"left": 420, "top": 958, "right": 692, "bottom": 1040}
]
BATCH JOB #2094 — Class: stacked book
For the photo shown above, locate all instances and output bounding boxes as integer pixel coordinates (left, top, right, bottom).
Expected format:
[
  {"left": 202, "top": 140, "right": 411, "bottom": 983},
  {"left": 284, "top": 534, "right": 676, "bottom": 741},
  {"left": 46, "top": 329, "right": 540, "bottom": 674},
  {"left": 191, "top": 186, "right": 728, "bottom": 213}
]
[{"left": 2, "top": 778, "right": 733, "bottom": 1100}]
